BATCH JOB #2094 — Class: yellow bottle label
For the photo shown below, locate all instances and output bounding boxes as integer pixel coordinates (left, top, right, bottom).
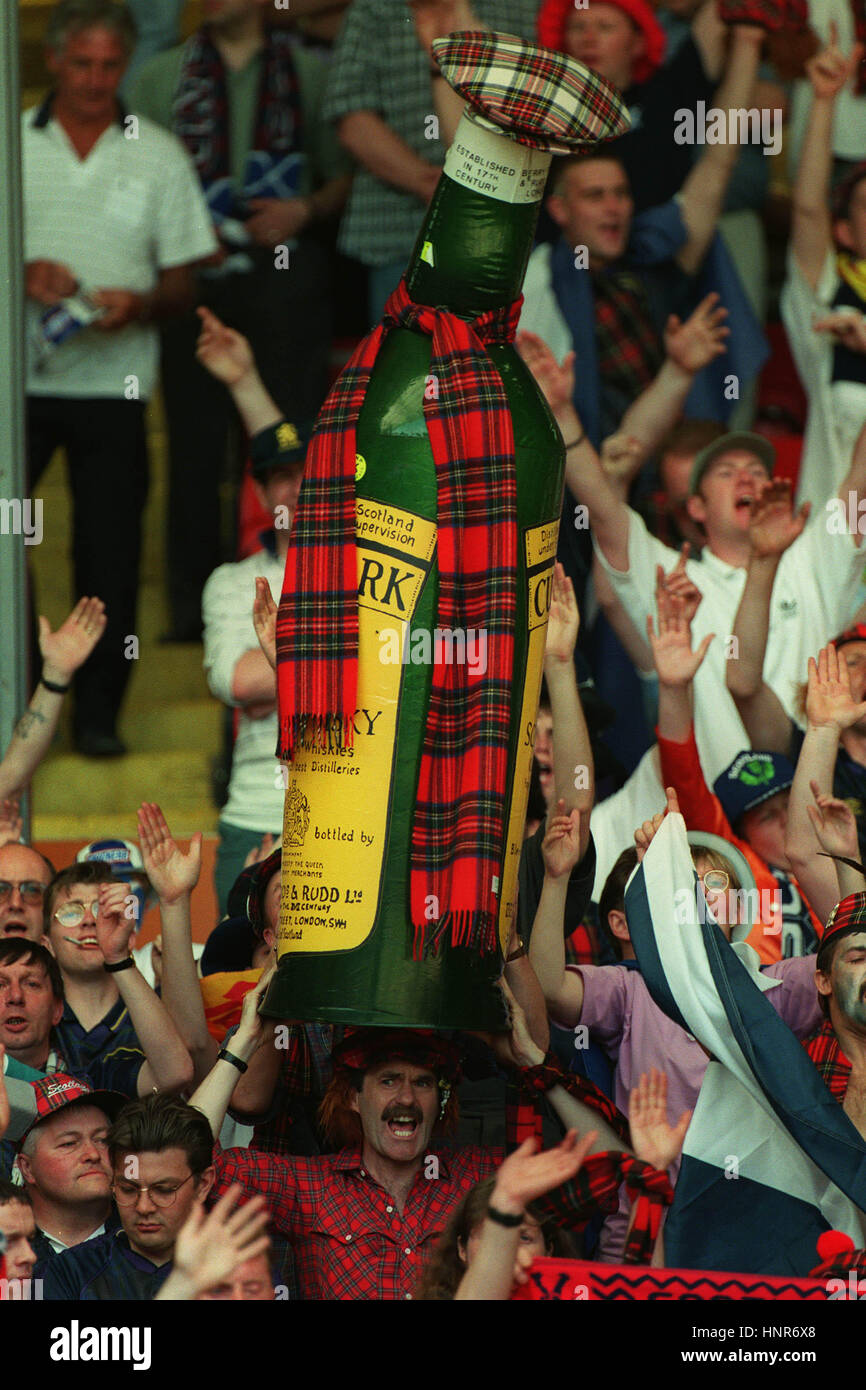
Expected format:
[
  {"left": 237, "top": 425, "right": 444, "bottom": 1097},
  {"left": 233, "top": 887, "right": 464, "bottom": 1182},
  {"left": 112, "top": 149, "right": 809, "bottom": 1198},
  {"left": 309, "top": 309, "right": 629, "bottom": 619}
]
[
  {"left": 278, "top": 501, "right": 437, "bottom": 957},
  {"left": 496, "top": 519, "right": 559, "bottom": 952}
]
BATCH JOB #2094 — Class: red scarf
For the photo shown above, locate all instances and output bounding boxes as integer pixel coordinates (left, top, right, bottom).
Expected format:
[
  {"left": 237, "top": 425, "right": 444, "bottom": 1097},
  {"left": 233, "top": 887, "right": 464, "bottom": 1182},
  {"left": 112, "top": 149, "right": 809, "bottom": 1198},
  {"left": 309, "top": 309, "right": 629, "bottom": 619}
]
[
  {"left": 803, "top": 1019, "right": 853, "bottom": 1102},
  {"left": 276, "top": 280, "right": 522, "bottom": 959}
]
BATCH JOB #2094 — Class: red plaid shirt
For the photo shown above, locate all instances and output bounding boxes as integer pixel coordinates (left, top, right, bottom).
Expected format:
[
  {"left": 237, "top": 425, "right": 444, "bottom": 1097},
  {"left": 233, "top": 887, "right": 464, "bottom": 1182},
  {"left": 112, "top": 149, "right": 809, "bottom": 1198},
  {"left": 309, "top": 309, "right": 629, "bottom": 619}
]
[{"left": 212, "top": 1143, "right": 499, "bottom": 1300}]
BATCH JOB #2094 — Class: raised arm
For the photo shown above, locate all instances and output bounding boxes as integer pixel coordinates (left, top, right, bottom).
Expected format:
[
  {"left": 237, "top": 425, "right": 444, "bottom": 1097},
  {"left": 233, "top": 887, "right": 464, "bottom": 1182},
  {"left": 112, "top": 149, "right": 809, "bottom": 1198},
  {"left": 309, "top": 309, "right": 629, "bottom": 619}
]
[
  {"left": 790, "top": 26, "right": 862, "bottom": 291},
  {"left": 618, "top": 294, "right": 730, "bottom": 448},
  {"left": 526, "top": 804, "right": 585, "bottom": 1023},
  {"left": 726, "top": 479, "right": 810, "bottom": 752},
  {"left": 807, "top": 787, "right": 864, "bottom": 906},
  {"left": 784, "top": 645, "right": 866, "bottom": 920},
  {"left": 410, "top": 0, "right": 480, "bottom": 148},
  {"left": 189, "top": 972, "right": 272, "bottom": 1139},
  {"left": 137, "top": 802, "right": 217, "bottom": 1084},
  {"left": 94, "top": 881, "right": 194, "bottom": 1097},
  {"left": 676, "top": 25, "right": 764, "bottom": 274},
  {"left": 453, "top": 1131, "right": 598, "bottom": 1301},
  {"left": 544, "top": 565, "right": 593, "bottom": 843},
  {"left": 649, "top": 586, "right": 714, "bottom": 747},
  {"left": 195, "top": 308, "right": 282, "bottom": 437},
  {"left": 515, "top": 331, "right": 631, "bottom": 571},
  {"left": 0, "top": 598, "right": 106, "bottom": 800}
]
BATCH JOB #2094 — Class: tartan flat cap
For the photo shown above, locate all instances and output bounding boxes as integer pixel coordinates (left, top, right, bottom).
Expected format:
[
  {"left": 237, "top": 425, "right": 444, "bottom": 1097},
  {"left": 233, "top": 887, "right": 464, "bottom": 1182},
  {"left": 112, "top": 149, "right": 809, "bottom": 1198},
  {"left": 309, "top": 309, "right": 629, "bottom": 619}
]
[
  {"left": 821, "top": 892, "right": 866, "bottom": 954},
  {"left": 333, "top": 1028, "right": 463, "bottom": 1082},
  {"left": 18, "top": 1073, "right": 127, "bottom": 1147},
  {"left": 432, "top": 32, "right": 629, "bottom": 154}
]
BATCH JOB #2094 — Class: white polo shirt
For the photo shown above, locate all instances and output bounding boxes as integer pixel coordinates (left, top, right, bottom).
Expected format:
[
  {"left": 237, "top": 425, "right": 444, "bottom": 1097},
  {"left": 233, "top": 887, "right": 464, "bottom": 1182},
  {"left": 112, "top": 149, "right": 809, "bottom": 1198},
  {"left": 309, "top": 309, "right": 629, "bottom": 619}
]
[
  {"left": 594, "top": 509, "right": 866, "bottom": 782},
  {"left": 202, "top": 539, "right": 287, "bottom": 835},
  {"left": 22, "top": 98, "right": 217, "bottom": 400},
  {"left": 781, "top": 247, "right": 866, "bottom": 515}
]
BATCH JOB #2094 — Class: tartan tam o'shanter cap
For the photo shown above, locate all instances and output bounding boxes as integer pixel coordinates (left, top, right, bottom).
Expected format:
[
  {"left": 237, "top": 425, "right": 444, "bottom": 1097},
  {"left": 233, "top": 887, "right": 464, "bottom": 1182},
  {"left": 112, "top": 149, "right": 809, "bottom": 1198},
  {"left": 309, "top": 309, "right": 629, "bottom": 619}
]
[
  {"left": 333, "top": 1029, "right": 463, "bottom": 1084},
  {"left": 431, "top": 32, "right": 630, "bottom": 154},
  {"left": 820, "top": 892, "right": 866, "bottom": 956},
  {"left": 18, "top": 1073, "right": 127, "bottom": 1148}
]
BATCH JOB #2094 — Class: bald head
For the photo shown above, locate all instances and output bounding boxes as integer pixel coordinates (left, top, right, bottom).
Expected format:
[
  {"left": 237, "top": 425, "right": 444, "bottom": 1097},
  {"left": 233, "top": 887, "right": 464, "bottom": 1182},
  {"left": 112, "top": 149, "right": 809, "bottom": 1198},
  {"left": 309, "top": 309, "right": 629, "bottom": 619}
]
[{"left": 0, "top": 843, "right": 53, "bottom": 942}]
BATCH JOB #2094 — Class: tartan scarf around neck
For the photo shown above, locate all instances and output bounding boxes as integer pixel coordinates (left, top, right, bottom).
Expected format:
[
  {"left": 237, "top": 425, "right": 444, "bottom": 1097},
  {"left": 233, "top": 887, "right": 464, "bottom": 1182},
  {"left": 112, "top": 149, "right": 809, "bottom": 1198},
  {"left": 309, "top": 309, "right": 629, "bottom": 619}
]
[
  {"left": 804, "top": 1019, "right": 853, "bottom": 1103},
  {"left": 172, "top": 25, "right": 302, "bottom": 190},
  {"left": 276, "top": 279, "right": 522, "bottom": 959},
  {"left": 591, "top": 266, "right": 664, "bottom": 400}
]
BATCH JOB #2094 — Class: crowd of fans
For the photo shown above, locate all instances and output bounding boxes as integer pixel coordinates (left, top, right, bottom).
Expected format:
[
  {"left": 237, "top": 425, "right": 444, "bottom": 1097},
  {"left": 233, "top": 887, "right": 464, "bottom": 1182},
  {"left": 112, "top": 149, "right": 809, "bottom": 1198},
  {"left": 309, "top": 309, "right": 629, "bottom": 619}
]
[{"left": 4, "top": 0, "right": 866, "bottom": 1303}]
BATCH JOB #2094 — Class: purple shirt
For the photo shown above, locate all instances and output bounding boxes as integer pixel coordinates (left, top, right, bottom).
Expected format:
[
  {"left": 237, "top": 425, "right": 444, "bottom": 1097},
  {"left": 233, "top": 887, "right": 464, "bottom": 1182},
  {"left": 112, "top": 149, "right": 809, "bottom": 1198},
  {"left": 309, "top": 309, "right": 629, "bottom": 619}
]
[{"left": 555, "top": 954, "right": 821, "bottom": 1261}]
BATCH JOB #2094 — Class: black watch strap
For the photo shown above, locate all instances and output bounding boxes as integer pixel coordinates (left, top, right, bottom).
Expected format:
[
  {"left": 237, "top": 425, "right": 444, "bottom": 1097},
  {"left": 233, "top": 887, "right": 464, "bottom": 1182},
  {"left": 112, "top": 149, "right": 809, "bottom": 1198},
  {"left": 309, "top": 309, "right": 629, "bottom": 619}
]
[
  {"left": 218, "top": 1048, "right": 249, "bottom": 1074},
  {"left": 104, "top": 957, "right": 135, "bottom": 974}
]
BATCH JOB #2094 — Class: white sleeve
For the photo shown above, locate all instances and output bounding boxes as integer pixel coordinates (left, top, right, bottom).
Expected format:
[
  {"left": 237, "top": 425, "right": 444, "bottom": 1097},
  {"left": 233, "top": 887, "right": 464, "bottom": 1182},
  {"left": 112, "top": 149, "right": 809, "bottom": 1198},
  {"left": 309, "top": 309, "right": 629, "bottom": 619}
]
[
  {"left": 145, "top": 127, "right": 218, "bottom": 268},
  {"left": 779, "top": 246, "right": 838, "bottom": 391},
  {"left": 517, "top": 246, "right": 573, "bottom": 364},
  {"left": 202, "top": 565, "right": 260, "bottom": 707},
  {"left": 592, "top": 508, "right": 680, "bottom": 632},
  {"left": 781, "top": 514, "right": 866, "bottom": 635}
]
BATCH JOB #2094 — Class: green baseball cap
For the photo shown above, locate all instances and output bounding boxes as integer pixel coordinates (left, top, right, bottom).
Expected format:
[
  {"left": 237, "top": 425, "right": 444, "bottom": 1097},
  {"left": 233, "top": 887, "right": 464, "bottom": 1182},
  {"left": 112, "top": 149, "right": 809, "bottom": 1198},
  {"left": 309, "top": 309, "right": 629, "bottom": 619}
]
[{"left": 689, "top": 431, "right": 775, "bottom": 496}]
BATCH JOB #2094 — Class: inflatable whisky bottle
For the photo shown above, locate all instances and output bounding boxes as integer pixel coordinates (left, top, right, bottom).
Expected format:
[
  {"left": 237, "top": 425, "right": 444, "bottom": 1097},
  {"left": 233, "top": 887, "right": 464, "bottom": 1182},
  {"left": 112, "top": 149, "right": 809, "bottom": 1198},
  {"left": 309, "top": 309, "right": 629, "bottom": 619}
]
[{"left": 263, "top": 34, "right": 628, "bottom": 1030}]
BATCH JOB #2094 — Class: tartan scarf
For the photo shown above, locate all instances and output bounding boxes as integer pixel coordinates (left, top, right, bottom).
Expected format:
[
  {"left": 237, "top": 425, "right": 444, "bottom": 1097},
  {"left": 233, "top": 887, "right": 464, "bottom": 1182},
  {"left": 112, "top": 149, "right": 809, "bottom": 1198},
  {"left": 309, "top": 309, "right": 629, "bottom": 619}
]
[
  {"left": 172, "top": 26, "right": 302, "bottom": 191},
  {"left": 803, "top": 1019, "right": 853, "bottom": 1103},
  {"left": 276, "top": 279, "right": 521, "bottom": 960},
  {"left": 506, "top": 1056, "right": 671, "bottom": 1262},
  {"left": 591, "top": 266, "right": 664, "bottom": 401}
]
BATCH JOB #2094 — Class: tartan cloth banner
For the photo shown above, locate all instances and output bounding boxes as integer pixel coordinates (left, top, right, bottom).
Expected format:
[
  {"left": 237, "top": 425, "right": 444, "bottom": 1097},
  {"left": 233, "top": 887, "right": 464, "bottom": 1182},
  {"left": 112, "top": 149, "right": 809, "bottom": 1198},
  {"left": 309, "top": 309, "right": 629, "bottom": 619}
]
[
  {"left": 511, "top": 1257, "right": 830, "bottom": 1300},
  {"left": 276, "top": 280, "right": 522, "bottom": 960}
]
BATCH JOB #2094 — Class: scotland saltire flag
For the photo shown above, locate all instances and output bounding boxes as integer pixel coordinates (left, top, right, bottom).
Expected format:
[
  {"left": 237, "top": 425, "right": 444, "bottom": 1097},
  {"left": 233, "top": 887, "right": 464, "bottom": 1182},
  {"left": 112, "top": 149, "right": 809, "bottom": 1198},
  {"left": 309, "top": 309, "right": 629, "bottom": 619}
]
[{"left": 624, "top": 813, "right": 866, "bottom": 1275}]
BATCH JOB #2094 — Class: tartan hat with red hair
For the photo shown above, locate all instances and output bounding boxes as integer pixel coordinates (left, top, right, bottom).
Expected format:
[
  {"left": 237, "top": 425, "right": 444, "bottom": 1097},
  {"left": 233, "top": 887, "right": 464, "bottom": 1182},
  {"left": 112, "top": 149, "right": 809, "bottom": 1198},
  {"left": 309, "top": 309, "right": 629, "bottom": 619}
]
[
  {"left": 332, "top": 1028, "right": 463, "bottom": 1083},
  {"left": 320, "top": 1030, "right": 463, "bottom": 1148},
  {"left": 537, "top": 0, "right": 666, "bottom": 85}
]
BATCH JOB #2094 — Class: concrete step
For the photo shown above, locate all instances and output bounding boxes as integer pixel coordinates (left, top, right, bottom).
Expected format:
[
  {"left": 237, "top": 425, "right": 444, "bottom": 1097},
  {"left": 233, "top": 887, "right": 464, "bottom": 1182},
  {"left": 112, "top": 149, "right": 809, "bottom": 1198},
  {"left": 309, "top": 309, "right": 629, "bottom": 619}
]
[{"left": 32, "top": 749, "right": 220, "bottom": 826}]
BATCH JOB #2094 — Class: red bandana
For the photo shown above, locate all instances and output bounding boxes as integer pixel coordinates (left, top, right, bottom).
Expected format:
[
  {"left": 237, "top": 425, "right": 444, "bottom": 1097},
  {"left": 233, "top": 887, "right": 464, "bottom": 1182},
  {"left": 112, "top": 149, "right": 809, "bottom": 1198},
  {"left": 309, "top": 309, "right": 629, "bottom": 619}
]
[{"left": 276, "top": 280, "right": 522, "bottom": 959}]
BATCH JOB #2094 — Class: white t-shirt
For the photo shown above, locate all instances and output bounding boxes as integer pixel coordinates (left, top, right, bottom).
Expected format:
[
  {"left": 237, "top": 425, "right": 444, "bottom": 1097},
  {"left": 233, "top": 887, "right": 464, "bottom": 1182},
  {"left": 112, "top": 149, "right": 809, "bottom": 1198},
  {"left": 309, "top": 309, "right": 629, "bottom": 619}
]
[
  {"left": 22, "top": 103, "right": 216, "bottom": 400},
  {"left": 781, "top": 246, "right": 866, "bottom": 514},
  {"left": 202, "top": 542, "right": 287, "bottom": 834},
  {"left": 593, "top": 509, "right": 866, "bottom": 782},
  {"left": 519, "top": 243, "right": 573, "bottom": 364}
]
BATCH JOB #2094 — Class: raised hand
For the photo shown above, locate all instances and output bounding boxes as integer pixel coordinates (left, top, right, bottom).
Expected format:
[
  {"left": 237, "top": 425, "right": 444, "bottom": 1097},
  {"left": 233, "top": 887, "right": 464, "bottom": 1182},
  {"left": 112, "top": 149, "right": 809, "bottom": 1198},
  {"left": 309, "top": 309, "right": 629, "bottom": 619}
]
[
  {"left": 600, "top": 432, "right": 642, "bottom": 486},
  {"left": 542, "top": 799, "right": 583, "bottom": 879},
  {"left": 489, "top": 1128, "right": 599, "bottom": 1220},
  {"left": 137, "top": 802, "right": 202, "bottom": 905},
  {"left": 253, "top": 578, "right": 278, "bottom": 671},
  {"left": 544, "top": 562, "right": 579, "bottom": 666},
  {"left": 748, "top": 477, "right": 811, "bottom": 559},
  {"left": 812, "top": 311, "right": 866, "bottom": 355},
  {"left": 805, "top": 22, "right": 863, "bottom": 100},
  {"left": 39, "top": 596, "right": 107, "bottom": 684},
  {"left": 235, "top": 964, "right": 276, "bottom": 1053},
  {"left": 647, "top": 590, "right": 714, "bottom": 688},
  {"left": 629, "top": 1068, "right": 692, "bottom": 1172},
  {"left": 664, "top": 293, "right": 729, "bottom": 375},
  {"left": 515, "top": 331, "right": 576, "bottom": 418},
  {"left": 168, "top": 1186, "right": 271, "bottom": 1299},
  {"left": 95, "top": 880, "right": 136, "bottom": 965},
  {"left": 195, "top": 307, "right": 255, "bottom": 386},
  {"left": 806, "top": 644, "right": 866, "bottom": 733},
  {"left": 634, "top": 786, "right": 681, "bottom": 862},
  {"left": 243, "top": 832, "right": 277, "bottom": 870},
  {"left": 656, "top": 544, "right": 703, "bottom": 626},
  {"left": 806, "top": 781, "right": 861, "bottom": 860},
  {"left": 0, "top": 799, "right": 22, "bottom": 849}
]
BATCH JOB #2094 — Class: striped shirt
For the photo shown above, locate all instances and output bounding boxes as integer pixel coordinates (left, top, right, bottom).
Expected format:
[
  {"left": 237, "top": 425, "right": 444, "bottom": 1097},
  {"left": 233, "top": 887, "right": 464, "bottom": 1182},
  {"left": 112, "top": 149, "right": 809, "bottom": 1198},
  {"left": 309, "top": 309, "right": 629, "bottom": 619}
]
[{"left": 322, "top": 0, "right": 540, "bottom": 267}]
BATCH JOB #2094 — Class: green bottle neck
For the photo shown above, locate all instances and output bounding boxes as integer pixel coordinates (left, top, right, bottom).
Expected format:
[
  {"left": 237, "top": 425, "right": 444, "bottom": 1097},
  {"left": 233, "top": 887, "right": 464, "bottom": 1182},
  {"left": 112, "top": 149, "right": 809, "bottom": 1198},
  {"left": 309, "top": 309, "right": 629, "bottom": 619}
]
[{"left": 405, "top": 112, "right": 551, "bottom": 319}]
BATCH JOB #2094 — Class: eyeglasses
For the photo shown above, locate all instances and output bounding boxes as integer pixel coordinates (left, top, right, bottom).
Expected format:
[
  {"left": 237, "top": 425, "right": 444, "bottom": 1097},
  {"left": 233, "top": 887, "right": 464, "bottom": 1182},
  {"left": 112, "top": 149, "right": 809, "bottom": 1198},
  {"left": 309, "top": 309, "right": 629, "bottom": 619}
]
[
  {"left": 0, "top": 880, "right": 45, "bottom": 905},
  {"left": 53, "top": 899, "right": 100, "bottom": 928},
  {"left": 698, "top": 870, "right": 729, "bottom": 894},
  {"left": 111, "top": 1173, "right": 195, "bottom": 1208}
]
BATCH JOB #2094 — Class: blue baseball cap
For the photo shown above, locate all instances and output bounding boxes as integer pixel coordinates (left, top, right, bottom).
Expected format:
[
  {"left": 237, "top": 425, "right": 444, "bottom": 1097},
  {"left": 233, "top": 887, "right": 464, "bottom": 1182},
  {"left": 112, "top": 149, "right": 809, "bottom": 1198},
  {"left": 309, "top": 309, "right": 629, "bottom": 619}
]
[{"left": 712, "top": 751, "right": 795, "bottom": 827}]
